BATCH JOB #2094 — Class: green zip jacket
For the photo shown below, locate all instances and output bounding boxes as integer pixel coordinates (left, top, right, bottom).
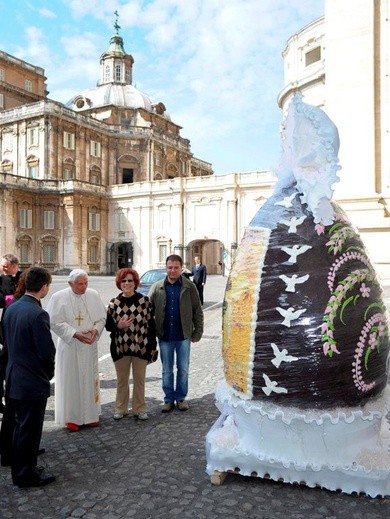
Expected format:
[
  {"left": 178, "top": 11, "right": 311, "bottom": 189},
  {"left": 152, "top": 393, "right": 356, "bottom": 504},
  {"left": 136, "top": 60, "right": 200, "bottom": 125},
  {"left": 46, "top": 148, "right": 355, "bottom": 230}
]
[{"left": 148, "top": 275, "right": 204, "bottom": 342}]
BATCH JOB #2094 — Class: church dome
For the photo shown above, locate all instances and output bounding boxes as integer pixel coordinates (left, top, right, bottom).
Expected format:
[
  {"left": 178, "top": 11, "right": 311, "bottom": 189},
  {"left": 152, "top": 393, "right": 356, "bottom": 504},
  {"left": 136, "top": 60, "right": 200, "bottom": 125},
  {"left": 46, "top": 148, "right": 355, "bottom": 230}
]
[
  {"left": 66, "top": 21, "right": 170, "bottom": 120},
  {"left": 66, "top": 83, "right": 171, "bottom": 120}
]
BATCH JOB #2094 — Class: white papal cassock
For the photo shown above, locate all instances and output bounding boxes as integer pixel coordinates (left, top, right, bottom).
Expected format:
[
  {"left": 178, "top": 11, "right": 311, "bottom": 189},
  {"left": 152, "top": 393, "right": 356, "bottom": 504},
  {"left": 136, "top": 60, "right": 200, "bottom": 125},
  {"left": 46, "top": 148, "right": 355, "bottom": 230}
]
[{"left": 46, "top": 287, "right": 106, "bottom": 426}]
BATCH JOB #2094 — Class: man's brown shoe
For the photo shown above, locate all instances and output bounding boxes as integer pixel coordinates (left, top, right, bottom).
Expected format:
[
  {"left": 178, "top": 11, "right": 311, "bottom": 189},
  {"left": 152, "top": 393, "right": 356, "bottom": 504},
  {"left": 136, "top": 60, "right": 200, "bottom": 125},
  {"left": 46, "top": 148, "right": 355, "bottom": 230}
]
[
  {"left": 161, "top": 402, "right": 174, "bottom": 413},
  {"left": 177, "top": 400, "right": 189, "bottom": 411}
]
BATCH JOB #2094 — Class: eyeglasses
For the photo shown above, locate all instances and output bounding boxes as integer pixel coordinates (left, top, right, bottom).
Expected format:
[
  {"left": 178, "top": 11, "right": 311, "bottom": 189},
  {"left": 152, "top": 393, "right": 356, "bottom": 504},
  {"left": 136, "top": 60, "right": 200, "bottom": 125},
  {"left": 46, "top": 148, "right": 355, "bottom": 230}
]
[{"left": 121, "top": 279, "right": 134, "bottom": 283}]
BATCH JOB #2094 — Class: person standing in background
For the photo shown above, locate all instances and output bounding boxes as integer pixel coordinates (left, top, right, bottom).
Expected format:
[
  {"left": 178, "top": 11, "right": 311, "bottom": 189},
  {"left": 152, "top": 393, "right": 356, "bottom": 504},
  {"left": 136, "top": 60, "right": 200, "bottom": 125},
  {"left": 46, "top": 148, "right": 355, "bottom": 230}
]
[
  {"left": 46, "top": 269, "right": 106, "bottom": 432},
  {"left": 3, "top": 267, "right": 56, "bottom": 488},
  {"left": 191, "top": 256, "right": 207, "bottom": 305},
  {"left": 0, "top": 254, "right": 22, "bottom": 413}
]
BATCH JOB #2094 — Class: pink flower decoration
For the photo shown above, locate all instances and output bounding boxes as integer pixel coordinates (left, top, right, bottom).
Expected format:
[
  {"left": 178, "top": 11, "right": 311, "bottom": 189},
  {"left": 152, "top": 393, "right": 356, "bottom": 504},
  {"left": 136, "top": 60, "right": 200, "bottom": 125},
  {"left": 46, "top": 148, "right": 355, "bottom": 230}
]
[
  {"left": 369, "top": 333, "right": 377, "bottom": 350},
  {"left": 330, "top": 344, "right": 341, "bottom": 354},
  {"left": 323, "top": 343, "right": 330, "bottom": 355},
  {"left": 315, "top": 224, "right": 325, "bottom": 235},
  {"left": 360, "top": 283, "right": 371, "bottom": 298}
]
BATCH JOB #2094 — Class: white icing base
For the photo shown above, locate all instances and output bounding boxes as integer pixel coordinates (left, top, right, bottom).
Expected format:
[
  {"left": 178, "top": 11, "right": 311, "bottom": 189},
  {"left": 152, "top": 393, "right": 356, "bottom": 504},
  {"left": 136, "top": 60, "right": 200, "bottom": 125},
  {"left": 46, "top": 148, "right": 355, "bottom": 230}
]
[{"left": 206, "top": 382, "right": 390, "bottom": 497}]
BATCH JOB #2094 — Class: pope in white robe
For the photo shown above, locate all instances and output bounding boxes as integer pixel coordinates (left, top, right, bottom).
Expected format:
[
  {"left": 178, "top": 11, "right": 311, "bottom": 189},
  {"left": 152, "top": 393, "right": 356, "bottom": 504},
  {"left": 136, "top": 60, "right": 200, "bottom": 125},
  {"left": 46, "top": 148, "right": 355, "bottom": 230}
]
[{"left": 46, "top": 269, "right": 106, "bottom": 430}]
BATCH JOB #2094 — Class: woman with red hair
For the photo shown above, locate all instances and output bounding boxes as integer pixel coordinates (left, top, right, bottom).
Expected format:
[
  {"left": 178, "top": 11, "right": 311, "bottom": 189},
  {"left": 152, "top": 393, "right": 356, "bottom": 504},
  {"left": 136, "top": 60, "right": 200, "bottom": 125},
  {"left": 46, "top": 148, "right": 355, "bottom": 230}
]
[{"left": 106, "top": 268, "right": 157, "bottom": 421}]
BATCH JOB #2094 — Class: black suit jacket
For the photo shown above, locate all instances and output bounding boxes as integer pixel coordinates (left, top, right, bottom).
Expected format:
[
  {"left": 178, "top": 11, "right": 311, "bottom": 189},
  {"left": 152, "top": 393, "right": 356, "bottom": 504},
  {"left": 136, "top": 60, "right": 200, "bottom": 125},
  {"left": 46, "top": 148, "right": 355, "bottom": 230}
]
[
  {"left": 191, "top": 263, "right": 207, "bottom": 285},
  {"left": 3, "top": 294, "right": 55, "bottom": 400}
]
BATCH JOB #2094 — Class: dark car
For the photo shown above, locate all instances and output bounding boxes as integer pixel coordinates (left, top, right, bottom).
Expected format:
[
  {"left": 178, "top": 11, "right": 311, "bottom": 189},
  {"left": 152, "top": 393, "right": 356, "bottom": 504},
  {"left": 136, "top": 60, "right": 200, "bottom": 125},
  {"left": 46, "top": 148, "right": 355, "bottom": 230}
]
[{"left": 137, "top": 268, "right": 166, "bottom": 296}]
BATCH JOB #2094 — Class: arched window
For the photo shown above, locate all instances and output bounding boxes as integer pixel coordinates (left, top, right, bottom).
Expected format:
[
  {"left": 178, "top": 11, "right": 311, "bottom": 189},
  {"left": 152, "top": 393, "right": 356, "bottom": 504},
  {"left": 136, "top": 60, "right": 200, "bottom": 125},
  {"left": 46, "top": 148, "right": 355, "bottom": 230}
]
[
  {"left": 17, "top": 234, "right": 32, "bottom": 265},
  {"left": 115, "top": 64, "right": 121, "bottom": 82},
  {"left": 63, "top": 158, "right": 75, "bottom": 180},
  {"left": 90, "top": 166, "right": 101, "bottom": 185},
  {"left": 40, "top": 236, "right": 58, "bottom": 264},
  {"left": 26, "top": 155, "right": 39, "bottom": 179}
]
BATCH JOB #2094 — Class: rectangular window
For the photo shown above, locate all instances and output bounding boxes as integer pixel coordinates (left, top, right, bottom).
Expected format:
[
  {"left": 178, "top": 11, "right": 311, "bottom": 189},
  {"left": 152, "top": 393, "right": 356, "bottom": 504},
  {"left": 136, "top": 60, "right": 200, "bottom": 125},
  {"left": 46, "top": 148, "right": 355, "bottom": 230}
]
[
  {"left": 25, "top": 79, "right": 33, "bottom": 92},
  {"left": 90, "top": 173, "right": 100, "bottom": 184},
  {"left": 89, "top": 244, "right": 98, "bottom": 263},
  {"left": 2, "top": 132, "right": 13, "bottom": 151},
  {"left": 115, "top": 64, "right": 121, "bottom": 82},
  {"left": 155, "top": 152, "right": 162, "bottom": 166},
  {"left": 28, "top": 165, "right": 38, "bottom": 178},
  {"left": 105, "top": 65, "right": 110, "bottom": 82},
  {"left": 90, "top": 140, "right": 101, "bottom": 157},
  {"left": 63, "top": 168, "right": 74, "bottom": 180},
  {"left": 305, "top": 46, "right": 321, "bottom": 66},
  {"left": 63, "top": 131, "right": 75, "bottom": 150},
  {"left": 117, "top": 212, "right": 126, "bottom": 232},
  {"left": 89, "top": 212, "right": 100, "bottom": 231},
  {"left": 20, "top": 209, "right": 32, "bottom": 229},
  {"left": 159, "top": 244, "right": 167, "bottom": 263},
  {"left": 20, "top": 243, "right": 30, "bottom": 263},
  {"left": 123, "top": 168, "right": 133, "bottom": 183},
  {"left": 44, "top": 210, "right": 55, "bottom": 229},
  {"left": 27, "top": 127, "right": 39, "bottom": 146},
  {"left": 0, "top": 93, "right": 4, "bottom": 108},
  {"left": 43, "top": 244, "right": 56, "bottom": 263},
  {"left": 0, "top": 68, "right": 4, "bottom": 81}
]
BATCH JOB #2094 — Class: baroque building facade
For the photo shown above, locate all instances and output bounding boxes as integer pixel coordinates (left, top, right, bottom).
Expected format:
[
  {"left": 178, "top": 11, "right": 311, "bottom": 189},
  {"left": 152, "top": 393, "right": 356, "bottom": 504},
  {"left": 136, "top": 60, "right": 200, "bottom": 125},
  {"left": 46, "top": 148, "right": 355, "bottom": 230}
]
[{"left": 0, "top": 0, "right": 389, "bottom": 278}]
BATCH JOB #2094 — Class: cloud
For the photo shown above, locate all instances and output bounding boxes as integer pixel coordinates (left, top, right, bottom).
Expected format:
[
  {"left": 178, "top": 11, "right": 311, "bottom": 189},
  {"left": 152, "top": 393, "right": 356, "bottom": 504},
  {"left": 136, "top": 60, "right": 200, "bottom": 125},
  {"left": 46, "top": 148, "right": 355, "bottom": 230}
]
[
  {"left": 39, "top": 8, "right": 56, "bottom": 19},
  {"left": 13, "top": 26, "right": 51, "bottom": 64}
]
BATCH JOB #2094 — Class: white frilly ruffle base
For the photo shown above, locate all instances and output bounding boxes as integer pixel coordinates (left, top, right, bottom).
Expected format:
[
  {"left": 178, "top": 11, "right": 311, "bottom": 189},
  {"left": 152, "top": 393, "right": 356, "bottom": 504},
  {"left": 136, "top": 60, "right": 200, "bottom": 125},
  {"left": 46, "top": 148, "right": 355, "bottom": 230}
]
[{"left": 206, "top": 381, "right": 390, "bottom": 497}]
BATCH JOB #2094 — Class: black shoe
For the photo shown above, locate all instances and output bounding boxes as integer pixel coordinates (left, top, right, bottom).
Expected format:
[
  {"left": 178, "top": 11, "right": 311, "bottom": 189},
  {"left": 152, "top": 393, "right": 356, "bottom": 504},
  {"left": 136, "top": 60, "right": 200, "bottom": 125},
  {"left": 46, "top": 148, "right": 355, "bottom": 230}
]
[
  {"left": 38, "top": 448, "right": 46, "bottom": 456},
  {"left": 15, "top": 474, "right": 56, "bottom": 488}
]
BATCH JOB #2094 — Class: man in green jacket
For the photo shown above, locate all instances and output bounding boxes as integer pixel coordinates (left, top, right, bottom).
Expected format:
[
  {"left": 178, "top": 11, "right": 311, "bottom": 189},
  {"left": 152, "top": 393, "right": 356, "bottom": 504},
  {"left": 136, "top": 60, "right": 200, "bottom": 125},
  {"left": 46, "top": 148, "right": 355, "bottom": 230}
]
[{"left": 149, "top": 254, "right": 203, "bottom": 413}]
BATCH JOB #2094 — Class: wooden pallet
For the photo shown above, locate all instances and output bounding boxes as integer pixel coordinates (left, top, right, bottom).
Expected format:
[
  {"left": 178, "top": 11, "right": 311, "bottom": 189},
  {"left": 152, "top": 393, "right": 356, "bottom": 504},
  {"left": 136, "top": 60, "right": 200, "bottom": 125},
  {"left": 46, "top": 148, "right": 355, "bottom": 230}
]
[{"left": 210, "top": 469, "right": 272, "bottom": 486}]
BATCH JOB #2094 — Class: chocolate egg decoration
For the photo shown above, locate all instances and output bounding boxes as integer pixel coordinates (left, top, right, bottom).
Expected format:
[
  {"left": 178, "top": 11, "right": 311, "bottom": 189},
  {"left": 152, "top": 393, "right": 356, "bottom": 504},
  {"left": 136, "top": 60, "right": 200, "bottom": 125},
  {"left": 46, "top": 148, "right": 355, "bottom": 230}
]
[
  {"left": 206, "top": 94, "right": 390, "bottom": 497},
  {"left": 223, "top": 190, "right": 389, "bottom": 408}
]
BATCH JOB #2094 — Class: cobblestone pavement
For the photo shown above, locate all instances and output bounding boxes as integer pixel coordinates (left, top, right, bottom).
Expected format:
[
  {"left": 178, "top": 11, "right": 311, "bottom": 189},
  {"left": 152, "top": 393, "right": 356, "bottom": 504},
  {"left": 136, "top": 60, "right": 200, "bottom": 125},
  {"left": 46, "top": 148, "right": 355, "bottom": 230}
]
[{"left": 0, "top": 275, "right": 390, "bottom": 518}]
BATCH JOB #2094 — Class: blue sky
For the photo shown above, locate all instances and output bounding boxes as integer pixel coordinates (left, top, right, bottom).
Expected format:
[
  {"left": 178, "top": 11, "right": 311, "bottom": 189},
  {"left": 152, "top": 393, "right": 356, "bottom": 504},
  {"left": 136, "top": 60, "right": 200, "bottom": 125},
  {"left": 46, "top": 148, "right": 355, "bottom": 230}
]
[{"left": 0, "top": 0, "right": 324, "bottom": 174}]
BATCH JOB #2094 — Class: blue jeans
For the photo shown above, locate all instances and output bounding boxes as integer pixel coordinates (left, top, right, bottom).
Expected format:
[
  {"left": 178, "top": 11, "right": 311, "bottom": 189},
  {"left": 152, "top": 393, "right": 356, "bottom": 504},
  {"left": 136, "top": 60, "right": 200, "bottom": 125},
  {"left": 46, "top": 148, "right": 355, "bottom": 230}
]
[{"left": 159, "top": 339, "right": 191, "bottom": 403}]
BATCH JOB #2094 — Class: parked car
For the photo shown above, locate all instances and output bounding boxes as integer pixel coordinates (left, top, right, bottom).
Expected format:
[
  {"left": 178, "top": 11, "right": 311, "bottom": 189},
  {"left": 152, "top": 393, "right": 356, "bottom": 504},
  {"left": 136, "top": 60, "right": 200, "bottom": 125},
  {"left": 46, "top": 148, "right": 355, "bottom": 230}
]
[{"left": 137, "top": 268, "right": 166, "bottom": 296}]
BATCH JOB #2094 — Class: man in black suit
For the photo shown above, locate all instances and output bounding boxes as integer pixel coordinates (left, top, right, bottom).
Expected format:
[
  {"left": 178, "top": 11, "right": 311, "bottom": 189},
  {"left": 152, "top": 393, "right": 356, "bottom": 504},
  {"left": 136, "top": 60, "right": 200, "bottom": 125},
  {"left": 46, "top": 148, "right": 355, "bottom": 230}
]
[
  {"left": 0, "top": 254, "right": 22, "bottom": 412},
  {"left": 3, "top": 267, "right": 56, "bottom": 488},
  {"left": 191, "top": 256, "right": 207, "bottom": 305}
]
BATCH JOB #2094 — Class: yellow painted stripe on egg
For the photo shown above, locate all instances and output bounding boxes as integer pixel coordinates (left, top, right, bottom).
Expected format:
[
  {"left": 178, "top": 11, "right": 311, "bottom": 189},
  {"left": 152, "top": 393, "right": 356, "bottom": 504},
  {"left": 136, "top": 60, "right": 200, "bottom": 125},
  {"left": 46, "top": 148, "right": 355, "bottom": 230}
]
[{"left": 222, "top": 227, "right": 270, "bottom": 397}]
